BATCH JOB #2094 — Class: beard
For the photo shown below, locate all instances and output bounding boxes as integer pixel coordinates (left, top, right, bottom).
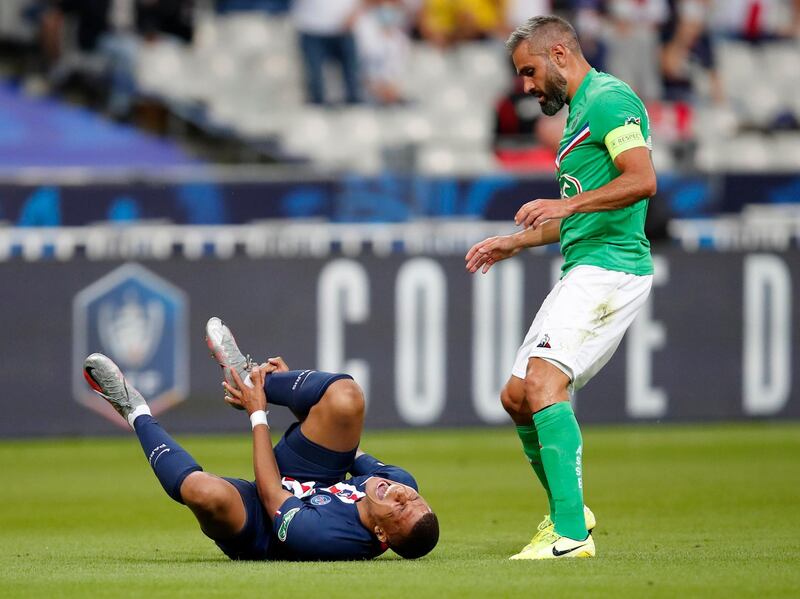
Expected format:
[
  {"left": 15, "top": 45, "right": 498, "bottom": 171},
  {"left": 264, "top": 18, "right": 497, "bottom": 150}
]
[{"left": 537, "top": 60, "right": 568, "bottom": 116}]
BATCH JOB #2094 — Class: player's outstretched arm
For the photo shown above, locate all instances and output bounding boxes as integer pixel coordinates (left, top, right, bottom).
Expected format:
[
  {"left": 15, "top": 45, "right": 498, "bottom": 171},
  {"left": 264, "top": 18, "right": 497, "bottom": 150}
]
[
  {"left": 516, "top": 147, "right": 657, "bottom": 229},
  {"left": 224, "top": 366, "right": 292, "bottom": 518},
  {"left": 465, "top": 219, "right": 561, "bottom": 274}
]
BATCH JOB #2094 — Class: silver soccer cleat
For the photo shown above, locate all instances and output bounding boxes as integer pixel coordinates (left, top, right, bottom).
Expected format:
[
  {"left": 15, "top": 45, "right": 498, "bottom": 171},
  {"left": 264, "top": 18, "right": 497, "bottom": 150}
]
[
  {"left": 205, "top": 317, "right": 253, "bottom": 406},
  {"left": 83, "top": 353, "right": 148, "bottom": 427}
]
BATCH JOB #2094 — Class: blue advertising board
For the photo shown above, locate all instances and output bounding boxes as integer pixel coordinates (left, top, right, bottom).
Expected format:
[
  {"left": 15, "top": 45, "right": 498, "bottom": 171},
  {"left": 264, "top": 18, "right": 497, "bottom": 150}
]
[{"left": 1, "top": 172, "right": 797, "bottom": 227}]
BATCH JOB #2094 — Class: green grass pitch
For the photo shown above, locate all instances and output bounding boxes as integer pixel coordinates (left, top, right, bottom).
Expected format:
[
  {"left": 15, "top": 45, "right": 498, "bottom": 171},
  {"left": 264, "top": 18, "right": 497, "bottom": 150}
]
[{"left": 1, "top": 423, "right": 799, "bottom": 598}]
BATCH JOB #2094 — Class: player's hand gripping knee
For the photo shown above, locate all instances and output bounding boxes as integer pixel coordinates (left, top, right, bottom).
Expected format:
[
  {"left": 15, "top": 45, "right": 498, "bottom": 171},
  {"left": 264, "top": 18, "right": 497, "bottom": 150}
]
[
  {"left": 224, "top": 366, "right": 267, "bottom": 416},
  {"left": 465, "top": 235, "right": 521, "bottom": 274}
]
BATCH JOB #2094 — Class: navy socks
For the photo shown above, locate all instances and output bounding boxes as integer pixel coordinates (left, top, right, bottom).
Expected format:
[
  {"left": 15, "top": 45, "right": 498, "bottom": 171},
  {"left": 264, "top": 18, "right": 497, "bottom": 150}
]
[
  {"left": 133, "top": 415, "right": 202, "bottom": 504},
  {"left": 264, "top": 370, "right": 352, "bottom": 417}
]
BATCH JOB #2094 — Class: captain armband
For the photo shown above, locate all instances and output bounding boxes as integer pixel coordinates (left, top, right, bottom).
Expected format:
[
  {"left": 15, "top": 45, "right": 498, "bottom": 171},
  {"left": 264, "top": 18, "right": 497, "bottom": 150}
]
[{"left": 604, "top": 123, "right": 647, "bottom": 161}]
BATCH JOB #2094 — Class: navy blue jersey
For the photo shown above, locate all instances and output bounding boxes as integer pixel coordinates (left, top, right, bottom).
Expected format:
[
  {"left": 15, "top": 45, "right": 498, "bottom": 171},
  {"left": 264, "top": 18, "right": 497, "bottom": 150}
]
[{"left": 270, "top": 454, "right": 417, "bottom": 561}]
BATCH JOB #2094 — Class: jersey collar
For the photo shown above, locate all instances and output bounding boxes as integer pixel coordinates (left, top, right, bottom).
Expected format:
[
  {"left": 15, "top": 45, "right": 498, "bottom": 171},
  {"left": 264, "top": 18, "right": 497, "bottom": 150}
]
[{"left": 569, "top": 68, "right": 597, "bottom": 108}]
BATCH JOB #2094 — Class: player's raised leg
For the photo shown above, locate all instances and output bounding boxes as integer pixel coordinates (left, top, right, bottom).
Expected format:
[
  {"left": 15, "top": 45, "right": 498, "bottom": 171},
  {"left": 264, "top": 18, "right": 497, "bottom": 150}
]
[
  {"left": 206, "top": 316, "right": 363, "bottom": 451},
  {"left": 294, "top": 375, "right": 364, "bottom": 452},
  {"left": 82, "top": 353, "right": 247, "bottom": 541}
]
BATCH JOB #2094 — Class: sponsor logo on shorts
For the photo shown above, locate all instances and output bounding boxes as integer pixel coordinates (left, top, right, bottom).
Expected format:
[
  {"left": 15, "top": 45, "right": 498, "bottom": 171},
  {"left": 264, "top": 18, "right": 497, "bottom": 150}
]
[
  {"left": 310, "top": 495, "right": 332, "bottom": 506},
  {"left": 278, "top": 507, "right": 300, "bottom": 542},
  {"left": 537, "top": 334, "right": 552, "bottom": 349}
]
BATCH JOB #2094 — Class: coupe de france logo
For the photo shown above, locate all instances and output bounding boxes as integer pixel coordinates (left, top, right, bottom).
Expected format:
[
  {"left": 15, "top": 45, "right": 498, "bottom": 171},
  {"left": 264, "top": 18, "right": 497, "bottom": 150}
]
[{"left": 72, "top": 263, "right": 189, "bottom": 426}]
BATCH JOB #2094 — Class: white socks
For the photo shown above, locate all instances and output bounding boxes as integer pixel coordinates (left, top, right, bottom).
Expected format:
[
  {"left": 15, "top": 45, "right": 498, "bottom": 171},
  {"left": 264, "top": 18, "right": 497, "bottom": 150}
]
[{"left": 128, "top": 404, "right": 152, "bottom": 429}]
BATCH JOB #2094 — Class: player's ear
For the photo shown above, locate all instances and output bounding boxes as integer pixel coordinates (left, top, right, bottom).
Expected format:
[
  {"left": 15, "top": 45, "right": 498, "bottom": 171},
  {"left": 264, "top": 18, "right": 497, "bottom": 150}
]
[
  {"left": 374, "top": 525, "right": 388, "bottom": 543},
  {"left": 551, "top": 43, "right": 566, "bottom": 67}
]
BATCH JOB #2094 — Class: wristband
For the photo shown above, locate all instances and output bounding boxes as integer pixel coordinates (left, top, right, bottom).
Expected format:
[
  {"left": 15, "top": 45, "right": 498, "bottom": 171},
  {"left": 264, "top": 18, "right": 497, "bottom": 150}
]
[{"left": 250, "top": 410, "right": 269, "bottom": 429}]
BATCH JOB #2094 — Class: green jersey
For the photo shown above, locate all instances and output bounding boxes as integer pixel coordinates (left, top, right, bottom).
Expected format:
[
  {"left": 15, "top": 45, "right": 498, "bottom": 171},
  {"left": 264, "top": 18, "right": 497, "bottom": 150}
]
[{"left": 556, "top": 68, "right": 653, "bottom": 277}]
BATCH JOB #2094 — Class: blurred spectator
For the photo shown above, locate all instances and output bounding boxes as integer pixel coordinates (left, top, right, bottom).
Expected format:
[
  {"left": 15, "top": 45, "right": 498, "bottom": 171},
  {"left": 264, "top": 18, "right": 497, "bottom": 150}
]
[
  {"left": 355, "top": 0, "right": 411, "bottom": 105},
  {"left": 708, "top": 0, "right": 800, "bottom": 41},
  {"left": 215, "top": 0, "right": 290, "bottom": 13},
  {"left": 660, "top": 0, "right": 722, "bottom": 103},
  {"left": 417, "top": 0, "right": 504, "bottom": 48},
  {"left": 572, "top": 0, "right": 606, "bottom": 70},
  {"left": 41, "top": 0, "right": 111, "bottom": 64},
  {"left": 604, "top": 0, "right": 669, "bottom": 101},
  {"left": 104, "top": 1, "right": 193, "bottom": 116},
  {"left": 291, "top": 0, "right": 362, "bottom": 104},
  {"left": 41, "top": 0, "right": 194, "bottom": 118},
  {"left": 136, "top": 0, "right": 193, "bottom": 43}
]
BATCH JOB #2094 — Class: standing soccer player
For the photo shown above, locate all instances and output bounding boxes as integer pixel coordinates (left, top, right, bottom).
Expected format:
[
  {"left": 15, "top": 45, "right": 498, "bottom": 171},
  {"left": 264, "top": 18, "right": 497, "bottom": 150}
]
[{"left": 465, "top": 15, "right": 656, "bottom": 560}]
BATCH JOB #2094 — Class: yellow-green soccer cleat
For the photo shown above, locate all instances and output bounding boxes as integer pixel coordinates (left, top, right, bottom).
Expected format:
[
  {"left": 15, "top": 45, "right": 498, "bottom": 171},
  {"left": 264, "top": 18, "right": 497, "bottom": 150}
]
[
  {"left": 511, "top": 505, "right": 596, "bottom": 557},
  {"left": 509, "top": 529, "right": 595, "bottom": 560}
]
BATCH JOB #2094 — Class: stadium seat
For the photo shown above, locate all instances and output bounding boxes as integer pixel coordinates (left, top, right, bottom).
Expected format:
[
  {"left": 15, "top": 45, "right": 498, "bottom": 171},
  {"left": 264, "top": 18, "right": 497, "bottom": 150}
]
[{"left": 417, "top": 144, "right": 497, "bottom": 176}]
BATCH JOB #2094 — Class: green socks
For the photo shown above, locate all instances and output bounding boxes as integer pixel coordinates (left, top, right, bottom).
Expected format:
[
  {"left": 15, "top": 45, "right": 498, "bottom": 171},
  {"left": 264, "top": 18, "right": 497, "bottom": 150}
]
[
  {"left": 533, "top": 402, "right": 587, "bottom": 540},
  {"left": 515, "top": 424, "right": 555, "bottom": 515}
]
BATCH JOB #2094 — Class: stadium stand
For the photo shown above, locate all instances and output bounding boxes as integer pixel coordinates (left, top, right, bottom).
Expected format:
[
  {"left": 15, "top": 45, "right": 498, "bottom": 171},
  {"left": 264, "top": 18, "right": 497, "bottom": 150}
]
[
  {"left": 0, "top": 0, "right": 796, "bottom": 228},
  {"left": 4, "top": 0, "right": 800, "bottom": 175},
  {"left": 94, "top": 2, "right": 800, "bottom": 175}
]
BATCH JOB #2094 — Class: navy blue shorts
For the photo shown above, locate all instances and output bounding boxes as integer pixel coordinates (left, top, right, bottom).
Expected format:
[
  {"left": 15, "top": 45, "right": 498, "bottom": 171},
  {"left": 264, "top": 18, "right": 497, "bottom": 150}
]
[{"left": 214, "top": 422, "right": 357, "bottom": 560}]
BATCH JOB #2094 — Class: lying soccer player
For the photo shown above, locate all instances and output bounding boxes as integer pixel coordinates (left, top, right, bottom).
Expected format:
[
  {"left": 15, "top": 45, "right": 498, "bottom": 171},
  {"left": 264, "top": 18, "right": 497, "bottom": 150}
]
[{"left": 82, "top": 318, "right": 439, "bottom": 561}]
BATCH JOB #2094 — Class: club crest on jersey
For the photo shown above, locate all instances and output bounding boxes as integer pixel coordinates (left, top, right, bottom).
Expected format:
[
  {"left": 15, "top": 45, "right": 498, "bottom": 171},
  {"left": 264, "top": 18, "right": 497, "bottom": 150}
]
[
  {"left": 559, "top": 174, "right": 583, "bottom": 199},
  {"left": 310, "top": 495, "right": 332, "bottom": 506}
]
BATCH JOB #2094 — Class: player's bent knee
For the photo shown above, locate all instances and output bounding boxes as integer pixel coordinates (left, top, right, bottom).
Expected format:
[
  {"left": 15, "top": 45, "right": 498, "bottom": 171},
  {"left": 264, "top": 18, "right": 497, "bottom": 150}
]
[
  {"left": 523, "top": 374, "right": 544, "bottom": 398},
  {"left": 500, "top": 386, "right": 523, "bottom": 416},
  {"left": 523, "top": 365, "right": 571, "bottom": 412},
  {"left": 500, "top": 383, "right": 532, "bottom": 424},
  {"left": 181, "top": 473, "right": 231, "bottom": 514},
  {"left": 321, "top": 379, "right": 365, "bottom": 422}
]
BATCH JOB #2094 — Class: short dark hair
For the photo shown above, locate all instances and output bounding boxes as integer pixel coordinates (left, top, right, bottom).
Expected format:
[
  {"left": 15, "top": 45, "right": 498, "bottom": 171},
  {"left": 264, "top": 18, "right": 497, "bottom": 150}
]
[
  {"left": 505, "top": 15, "right": 582, "bottom": 56},
  {"left": 390, "top": 512, "right": 440, "bottom": 559}
]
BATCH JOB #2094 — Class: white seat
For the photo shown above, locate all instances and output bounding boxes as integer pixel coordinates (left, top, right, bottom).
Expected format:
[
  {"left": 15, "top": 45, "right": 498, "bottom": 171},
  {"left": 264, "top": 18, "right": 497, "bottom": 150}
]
[
  {"left": 722, "top": 135, "right": 771, "bottom": 171},
  {"left": 417, "top": 144, "right": 497, "bottom": 175},
  {"left": 378, "top": 109, "right": 435, "bottom": 145},
  {"left": 771, "top": 135, "right": 800, "bottom": 169},
  {"left": 279, "top": 108, "right": 334, "bottom": 156},
  {"left": 135, "top": 41, "right": 187, "bottom": 97},
  {"left": 453, "top": 42, "right": 512, "bottom": 100},
  {"left": 216, "top": 12, "right": 271, "bottom": 58}
]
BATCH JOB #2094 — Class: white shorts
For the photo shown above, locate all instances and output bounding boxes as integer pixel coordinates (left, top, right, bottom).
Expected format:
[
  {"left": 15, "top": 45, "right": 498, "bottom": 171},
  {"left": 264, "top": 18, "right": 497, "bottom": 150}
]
[{"left": 511, "top": 265, "right": 653, "bottom": 391}]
